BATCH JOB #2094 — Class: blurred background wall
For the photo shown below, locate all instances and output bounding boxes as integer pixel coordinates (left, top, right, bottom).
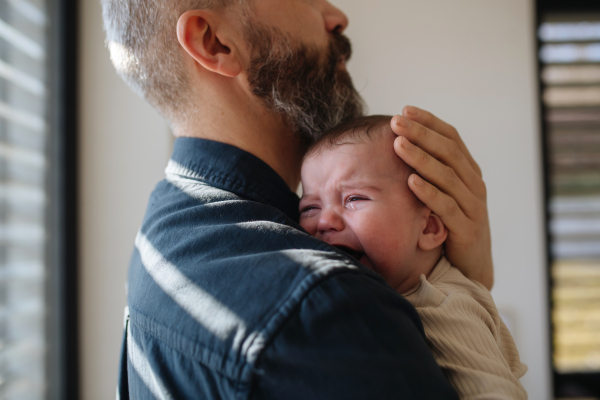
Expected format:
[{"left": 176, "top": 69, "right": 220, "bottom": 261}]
[
  {"left": 79, "top": 0, "right": 549, "bottom": 399},
  {"left": 78, "top": 1, "right": 171, "bottom": 398}
]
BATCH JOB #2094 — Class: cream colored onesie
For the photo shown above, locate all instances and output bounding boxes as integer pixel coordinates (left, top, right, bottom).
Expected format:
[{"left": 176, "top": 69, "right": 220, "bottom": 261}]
[{"left": 403, "top": 257, "right": 528, "bottom": 400}]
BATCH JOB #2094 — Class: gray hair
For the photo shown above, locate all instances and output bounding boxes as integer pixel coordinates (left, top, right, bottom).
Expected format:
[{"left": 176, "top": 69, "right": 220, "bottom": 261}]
[{"left": 101, "top": 0, "right": 239, "bottom": 123}]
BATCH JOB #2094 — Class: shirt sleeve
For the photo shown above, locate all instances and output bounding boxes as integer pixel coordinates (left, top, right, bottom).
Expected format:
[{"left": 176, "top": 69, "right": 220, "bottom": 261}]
[
  {"left": 405, "top": 264, "right": 528, "bottom": 400},
  {"left": 250, "top": 271, "right": 459, "bottom": 400}
]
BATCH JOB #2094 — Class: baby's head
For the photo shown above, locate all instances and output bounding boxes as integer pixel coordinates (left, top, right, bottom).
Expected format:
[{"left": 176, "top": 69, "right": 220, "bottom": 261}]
[{"left": 300, "top": 115, "right": 448, "bottom": 293}]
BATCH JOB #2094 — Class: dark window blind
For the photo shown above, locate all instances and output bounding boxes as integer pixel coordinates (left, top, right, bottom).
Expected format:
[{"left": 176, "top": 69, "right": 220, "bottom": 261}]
[
  {"left": 539, "top": 18, "right": 600, "bottom": 374},
  {"left": 0, "top": 0, "right": 47, "bottom": 399}
]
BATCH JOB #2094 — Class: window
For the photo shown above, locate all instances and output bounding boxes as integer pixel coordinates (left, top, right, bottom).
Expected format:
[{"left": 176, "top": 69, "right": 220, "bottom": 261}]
[
  {"left": 537, "top": 1, "right": 600, "bottom": 397},
  {"left": 0, "top": 0, "right": 77, "bottom": 398},
  {"left": 0, "top": 0, "right": 49, "bottom": 398}
]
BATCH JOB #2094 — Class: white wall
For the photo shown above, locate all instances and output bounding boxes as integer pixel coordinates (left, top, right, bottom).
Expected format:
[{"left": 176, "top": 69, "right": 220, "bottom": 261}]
[
  {"left": 78, "top": 1, "right": 172, "bottom": 399},
  {"left": 335, "top": 0, "right": 550, "bottom": 398},
  {"left": 79, "top": 0, "right": 550, "bottom": 398}
]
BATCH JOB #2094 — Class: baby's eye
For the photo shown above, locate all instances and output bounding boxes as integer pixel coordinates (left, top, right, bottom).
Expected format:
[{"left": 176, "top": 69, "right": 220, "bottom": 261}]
[
  {"left": 344, "top": 196, "right": 369, "bottom": 210},
  {"left": 346, "top": 196, "right": 367, "bottom": 203},
  {"left": 300, "top": 205, "right": 320, "bottom": 217}
]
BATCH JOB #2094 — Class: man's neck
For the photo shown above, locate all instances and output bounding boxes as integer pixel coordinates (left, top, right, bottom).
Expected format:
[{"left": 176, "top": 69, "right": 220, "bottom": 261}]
[{"left": 174, "top": 89, "right": 308, "bottom": 192}]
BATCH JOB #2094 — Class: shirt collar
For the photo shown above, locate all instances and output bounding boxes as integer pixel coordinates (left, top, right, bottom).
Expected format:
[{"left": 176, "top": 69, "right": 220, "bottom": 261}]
[{"left": 166, "top": 137, "right": 300, "bottom": 221}]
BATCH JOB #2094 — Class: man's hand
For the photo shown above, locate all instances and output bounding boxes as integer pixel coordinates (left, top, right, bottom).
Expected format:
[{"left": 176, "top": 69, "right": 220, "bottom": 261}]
[{"left": 391, "top": 106, "right": 493, "bottom": 290}]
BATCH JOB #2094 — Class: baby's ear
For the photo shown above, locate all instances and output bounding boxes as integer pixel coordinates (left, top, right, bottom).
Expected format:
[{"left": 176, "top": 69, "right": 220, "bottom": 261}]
[{"left": 418, "top": 210, "right": 448, "bottom": 251}]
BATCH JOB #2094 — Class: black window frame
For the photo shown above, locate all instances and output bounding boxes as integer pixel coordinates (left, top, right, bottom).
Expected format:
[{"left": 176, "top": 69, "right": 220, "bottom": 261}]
[
  {"left": 45, "top": 0, "right": 78, "bottom": 398},
  {"left": 536, "top": 0, "right": 600, "bottom": 397}
]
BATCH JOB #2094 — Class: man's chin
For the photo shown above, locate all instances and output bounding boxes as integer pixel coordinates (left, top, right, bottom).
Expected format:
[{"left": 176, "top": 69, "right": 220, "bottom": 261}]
[{"left": 336, "top": 67, "right": 353, "bottom": 86}]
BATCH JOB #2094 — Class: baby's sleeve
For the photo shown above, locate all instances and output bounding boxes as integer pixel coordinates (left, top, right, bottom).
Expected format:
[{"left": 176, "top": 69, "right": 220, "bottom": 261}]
[{"left": 405, "top": 266, "right": 528, "bottom": 400}]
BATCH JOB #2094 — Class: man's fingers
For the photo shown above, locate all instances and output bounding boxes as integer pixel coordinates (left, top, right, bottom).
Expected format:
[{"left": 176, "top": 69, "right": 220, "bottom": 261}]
[
  {"left": 392, "top": 118, "right": 486, "bottom": 201},
  {"left": 395, "top": 136, "right": 482, "bottom": 219},
  {"left": 409, "top": 171, "right": 494, "bottom": 290},
  {"left": 407, "top": 173, "right": 471, "bottom": 232},
  {"left": 402, "top": 106, "right": 482, "bottom": 177}
]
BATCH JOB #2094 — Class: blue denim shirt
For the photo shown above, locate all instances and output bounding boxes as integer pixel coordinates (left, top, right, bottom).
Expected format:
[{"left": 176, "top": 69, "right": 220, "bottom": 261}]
[{"left": 118, "top": 137, "right": 458, "bottom": 399}]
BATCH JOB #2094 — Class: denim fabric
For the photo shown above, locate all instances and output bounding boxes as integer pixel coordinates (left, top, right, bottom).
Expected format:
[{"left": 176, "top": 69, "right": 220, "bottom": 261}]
[{"left": 118, "top": 137, "right": 458, "bottom": 400}]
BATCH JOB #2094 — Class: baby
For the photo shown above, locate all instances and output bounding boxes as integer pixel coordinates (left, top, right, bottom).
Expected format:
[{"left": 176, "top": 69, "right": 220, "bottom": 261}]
[{"left": 299, "top": 115, "right": 528, "bottom": 400}]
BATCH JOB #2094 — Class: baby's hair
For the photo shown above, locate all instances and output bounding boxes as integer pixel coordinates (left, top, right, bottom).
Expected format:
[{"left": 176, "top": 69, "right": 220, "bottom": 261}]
[
  {"left": 307, "top": 115, "right": 394, "bottom": 158},
  {"left": 305, "top": 114, "right": 424, "bottom": 209}
]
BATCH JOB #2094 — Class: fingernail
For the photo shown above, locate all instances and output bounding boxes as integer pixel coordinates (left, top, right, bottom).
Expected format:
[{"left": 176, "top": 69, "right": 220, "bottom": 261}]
[
  {"left": 401, "top": 136, "right": 415, "bottom": 150},
  {"left": 412, "top": 174, "right": 424, "bottom": 186},
  {"left": 396, "top": 115, "right": 410, "bottom": 128},
  {"left": 405, "top": 106, "right": 418, "bottom": 116}
]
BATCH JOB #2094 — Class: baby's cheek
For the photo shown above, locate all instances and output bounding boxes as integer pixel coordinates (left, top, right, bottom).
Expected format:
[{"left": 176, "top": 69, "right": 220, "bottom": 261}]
[
  {"left": 359, "top": 228, "right": 395, "bottom": 266},
  {"left": 299, "top": 217, "right": 317, "bottom": 236},
  {"left": 369, "top": 252, "right": 410, "bottom": 290},
  {"left": 363, "top": 231, "right": 412, "bottom": 279},
  {"left": 299, "top": 218, "right": 309, "bottom": 231}
]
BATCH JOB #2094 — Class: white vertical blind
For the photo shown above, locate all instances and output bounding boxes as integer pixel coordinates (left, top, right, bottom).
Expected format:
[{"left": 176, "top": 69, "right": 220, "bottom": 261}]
[{"left": 0, "top": 0, "right": 47, "bottom": 399}]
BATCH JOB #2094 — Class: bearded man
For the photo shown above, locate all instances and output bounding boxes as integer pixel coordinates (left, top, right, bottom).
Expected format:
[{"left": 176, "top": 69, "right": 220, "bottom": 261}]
[{"left": 103, "top": 0, "right": 493, "bottom": 398}]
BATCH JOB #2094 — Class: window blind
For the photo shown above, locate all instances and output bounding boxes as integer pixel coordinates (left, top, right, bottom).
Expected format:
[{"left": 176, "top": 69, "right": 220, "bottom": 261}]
[
  {"left": 539, "top": 18, "right": 600, "bottom": 374},
  {"left": 0, "top": 0, "right": 47, "bottom": 399}
]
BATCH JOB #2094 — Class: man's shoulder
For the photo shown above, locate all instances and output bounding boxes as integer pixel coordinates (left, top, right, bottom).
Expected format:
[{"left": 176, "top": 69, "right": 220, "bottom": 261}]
[
  {"left": 125, "top": 230, "right": 434, "bottom": 398},
  {"left": 127, "top": 176, "right": 393, "bottom": 380},
  {"left": 139, "top": 175, "right": 353, "bottom": 273}
]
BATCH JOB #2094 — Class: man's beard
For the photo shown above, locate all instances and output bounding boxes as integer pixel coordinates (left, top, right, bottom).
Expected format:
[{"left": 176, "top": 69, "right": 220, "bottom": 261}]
[{"left": 245, "top": 24, "right": 365, "bottom": 142}]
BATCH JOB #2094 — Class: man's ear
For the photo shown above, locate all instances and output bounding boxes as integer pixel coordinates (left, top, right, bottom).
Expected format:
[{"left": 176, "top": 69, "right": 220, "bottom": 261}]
[
  {"left": 418, "top": 209, "right": 448, "bottom": 251},
  {"left": 176, "top": 10, "right": 243, "bottom": 77}
]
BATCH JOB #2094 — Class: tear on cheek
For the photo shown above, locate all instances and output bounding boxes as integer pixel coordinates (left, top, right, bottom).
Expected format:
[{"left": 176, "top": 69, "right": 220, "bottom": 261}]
[{"left": 308, "top": 211, "right": 320, "bottom": 218}]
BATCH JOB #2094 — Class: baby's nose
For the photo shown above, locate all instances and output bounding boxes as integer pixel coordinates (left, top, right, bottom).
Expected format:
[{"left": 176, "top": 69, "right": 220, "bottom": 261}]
[{"left": 317, "top": 208, "right": 345, "bottom": 234}]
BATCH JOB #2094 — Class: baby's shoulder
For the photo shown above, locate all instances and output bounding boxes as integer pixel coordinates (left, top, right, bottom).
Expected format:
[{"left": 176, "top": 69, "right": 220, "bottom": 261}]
[
  {"left": 406, "top": 258, "right": 495, "bottom": 312},
  {"left": 433, "top": 265, "right": 496, "bottom": 307},
  {"left": 436, "top": 265, "right": 489, "bottom": 293}
]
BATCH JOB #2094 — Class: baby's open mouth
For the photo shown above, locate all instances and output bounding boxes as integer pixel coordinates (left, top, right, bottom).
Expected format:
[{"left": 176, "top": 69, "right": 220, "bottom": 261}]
[{"left": 334, "top": 245, "right": 364, "bottom": 261}]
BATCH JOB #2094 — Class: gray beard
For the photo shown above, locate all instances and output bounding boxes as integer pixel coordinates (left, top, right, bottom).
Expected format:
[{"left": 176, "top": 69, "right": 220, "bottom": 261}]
[{"left": 245, "top": 25, "right": 365, "bottom": 142}]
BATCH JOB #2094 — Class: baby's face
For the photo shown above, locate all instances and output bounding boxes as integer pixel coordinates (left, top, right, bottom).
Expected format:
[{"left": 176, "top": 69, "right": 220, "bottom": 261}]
[{"left": 299, "top": 131, "right": 427, "bottom": 291}]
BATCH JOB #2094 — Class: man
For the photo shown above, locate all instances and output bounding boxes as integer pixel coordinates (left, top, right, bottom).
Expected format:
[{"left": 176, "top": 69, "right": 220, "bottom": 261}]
[{"left": 103, "top": 0, "right": 493, "bottom": 398}]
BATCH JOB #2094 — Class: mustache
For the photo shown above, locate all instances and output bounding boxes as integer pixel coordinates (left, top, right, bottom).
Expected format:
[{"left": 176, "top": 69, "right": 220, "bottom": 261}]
[{"left": 329, "top": 33, "right": 352, "bottom": 64}]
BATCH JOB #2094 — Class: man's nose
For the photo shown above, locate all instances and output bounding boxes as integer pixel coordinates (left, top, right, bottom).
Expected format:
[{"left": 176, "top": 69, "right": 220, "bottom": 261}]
[
  {"left": 321, "top": 1, "right": 349, "bottom": 34},
  {"left": 317, "top": 208, "right": 345, "bottom": 234}
]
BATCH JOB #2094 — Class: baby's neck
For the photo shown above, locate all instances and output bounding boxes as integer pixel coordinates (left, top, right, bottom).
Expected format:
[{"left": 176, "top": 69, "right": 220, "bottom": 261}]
[{"left": 395, "top": 248, "right": 444, "bottom": 294}]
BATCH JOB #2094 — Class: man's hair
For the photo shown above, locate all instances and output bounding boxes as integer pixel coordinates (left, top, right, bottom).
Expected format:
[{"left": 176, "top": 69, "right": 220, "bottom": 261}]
[
  {"left": 101, "top": 0, "right": 242, "bottom": 123},
  {"left": 306, "top": 115, "right": 393, "bottom": 157}
]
